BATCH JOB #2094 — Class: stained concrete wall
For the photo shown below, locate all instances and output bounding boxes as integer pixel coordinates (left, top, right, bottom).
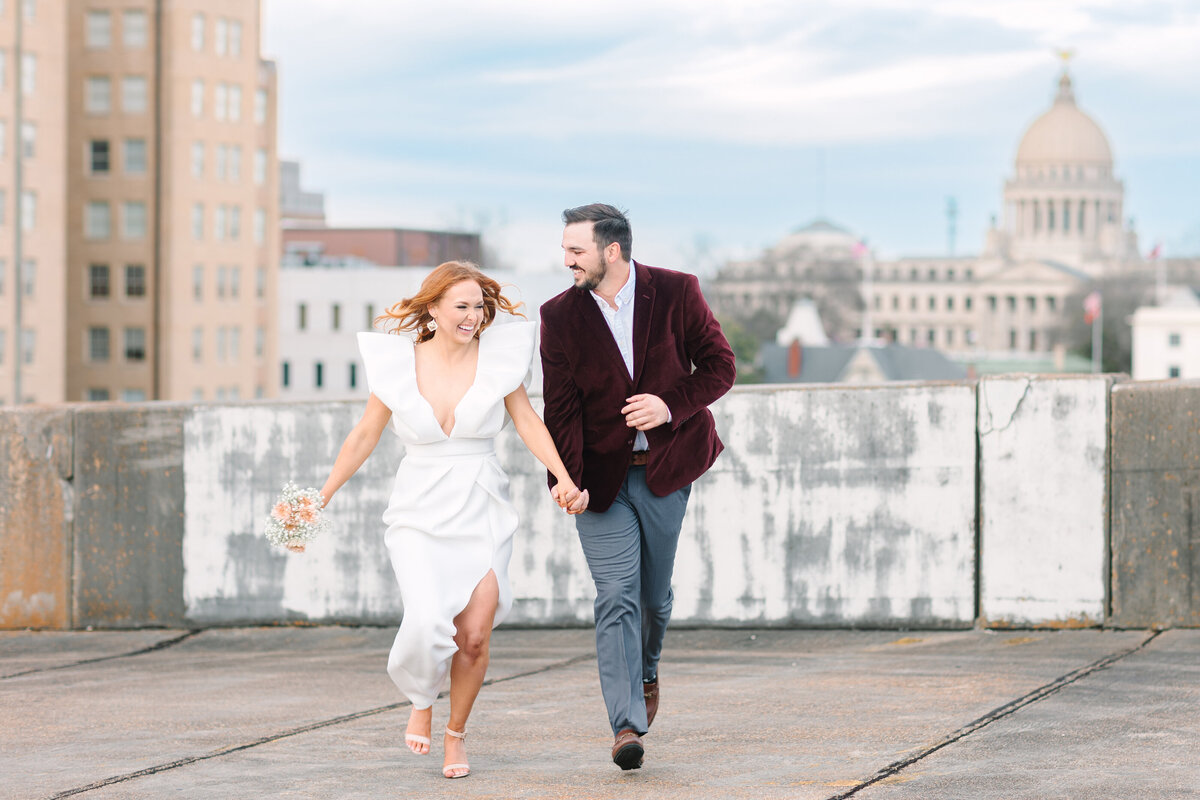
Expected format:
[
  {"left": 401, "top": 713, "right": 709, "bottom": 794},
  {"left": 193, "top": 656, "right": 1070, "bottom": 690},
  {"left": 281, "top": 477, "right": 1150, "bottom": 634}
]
[
  {"left": 3, "top": 379, "right": 1199, "bottom": 630},
  {"left": 1111, "top": 380, "right": 1200, "bottom": 627},
  {"left": 978, "top": 375, "right": 1112, "bottom": 627}
]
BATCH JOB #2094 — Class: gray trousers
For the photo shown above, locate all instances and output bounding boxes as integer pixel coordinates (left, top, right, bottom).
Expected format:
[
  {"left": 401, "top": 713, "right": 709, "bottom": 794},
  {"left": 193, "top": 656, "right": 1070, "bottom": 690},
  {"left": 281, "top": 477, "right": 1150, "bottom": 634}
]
[{"left": 575, "top": 465, "right": 691, "bottom": 736}]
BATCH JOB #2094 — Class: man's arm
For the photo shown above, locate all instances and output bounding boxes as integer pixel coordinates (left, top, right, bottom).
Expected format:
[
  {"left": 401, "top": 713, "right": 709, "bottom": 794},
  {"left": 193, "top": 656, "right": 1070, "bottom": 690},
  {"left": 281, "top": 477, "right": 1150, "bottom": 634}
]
[
  {"left": 539, "top": 315, "right": 585, "bottom": 489},
  {"left": 655, "top": 273, "right": 737, "bottom": 429}
]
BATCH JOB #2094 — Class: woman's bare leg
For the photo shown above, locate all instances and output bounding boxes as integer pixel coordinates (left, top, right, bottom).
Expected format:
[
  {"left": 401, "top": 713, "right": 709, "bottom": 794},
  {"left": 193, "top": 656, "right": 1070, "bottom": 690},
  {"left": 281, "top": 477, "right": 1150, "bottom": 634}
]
[
  {"left": 405, "top": 706, "right": 432, "bottom": 754},
  {"left": 443, "top": 569, "right": 499, "bottom": 776}
]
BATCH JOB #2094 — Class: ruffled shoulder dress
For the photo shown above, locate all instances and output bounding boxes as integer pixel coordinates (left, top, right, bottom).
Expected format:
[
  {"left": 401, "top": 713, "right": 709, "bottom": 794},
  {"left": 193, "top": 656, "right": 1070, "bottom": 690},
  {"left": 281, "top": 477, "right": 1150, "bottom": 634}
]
[{"left": 356, "top": 318, "right": 537, "bottom": 709}]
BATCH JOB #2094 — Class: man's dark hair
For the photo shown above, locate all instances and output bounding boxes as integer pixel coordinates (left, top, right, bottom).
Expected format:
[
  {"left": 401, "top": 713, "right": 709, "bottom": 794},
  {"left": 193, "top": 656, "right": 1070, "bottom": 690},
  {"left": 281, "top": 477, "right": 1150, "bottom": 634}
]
[{"left": 562, "top": 203, "right": 632, "bottom": 262}]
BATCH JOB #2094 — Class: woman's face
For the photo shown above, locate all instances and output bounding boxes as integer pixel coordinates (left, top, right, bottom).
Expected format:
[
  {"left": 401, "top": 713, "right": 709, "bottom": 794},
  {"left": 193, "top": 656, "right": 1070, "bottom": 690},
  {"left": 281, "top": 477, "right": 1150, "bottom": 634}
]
[{"left": 430, "top": 279, "right": 486, "bottom": 343}]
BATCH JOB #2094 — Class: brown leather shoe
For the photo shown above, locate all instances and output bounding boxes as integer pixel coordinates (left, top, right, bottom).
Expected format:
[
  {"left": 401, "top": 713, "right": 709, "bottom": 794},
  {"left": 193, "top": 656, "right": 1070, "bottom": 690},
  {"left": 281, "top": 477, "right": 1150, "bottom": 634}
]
[
  {"left": 611, "top": 728, "right": 644, "bottom": 770},
  {"left": 643, "top": 679, "right": 659, "bottom": 729}
]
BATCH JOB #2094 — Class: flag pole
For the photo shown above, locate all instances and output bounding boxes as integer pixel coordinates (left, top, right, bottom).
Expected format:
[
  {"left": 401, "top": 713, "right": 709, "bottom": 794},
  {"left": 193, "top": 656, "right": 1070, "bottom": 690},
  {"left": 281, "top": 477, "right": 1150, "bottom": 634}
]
[{"left": 1091, "top": 302, "right": 1102, "bottom": 373}]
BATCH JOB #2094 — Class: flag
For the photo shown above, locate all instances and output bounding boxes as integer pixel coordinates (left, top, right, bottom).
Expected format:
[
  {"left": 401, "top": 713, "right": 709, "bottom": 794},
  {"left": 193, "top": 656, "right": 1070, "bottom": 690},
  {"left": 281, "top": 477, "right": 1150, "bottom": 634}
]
[
  {"left": 1083, "top": 291, "right": 1102, "bottom": 325},
  {"left": 851, "top": 240, "right": 868, "bottom": 259},
  {"left": 1148, "top": 243, "right": 1162, "bottom": 260}
]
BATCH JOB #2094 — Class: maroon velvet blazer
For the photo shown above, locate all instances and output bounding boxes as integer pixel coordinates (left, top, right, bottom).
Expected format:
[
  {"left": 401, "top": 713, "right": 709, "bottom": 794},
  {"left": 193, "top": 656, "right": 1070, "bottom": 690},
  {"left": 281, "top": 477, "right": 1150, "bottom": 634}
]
[{"left": 540, "top": 262, "right": 737, "bottom": 513}]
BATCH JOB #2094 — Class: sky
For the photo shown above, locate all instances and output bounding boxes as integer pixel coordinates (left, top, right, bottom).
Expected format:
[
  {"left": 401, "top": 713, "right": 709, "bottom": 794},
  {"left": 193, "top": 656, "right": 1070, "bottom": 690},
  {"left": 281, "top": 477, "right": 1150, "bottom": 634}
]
[{"left": 262, "top": 0, "right": 1200, "bottom": 274}]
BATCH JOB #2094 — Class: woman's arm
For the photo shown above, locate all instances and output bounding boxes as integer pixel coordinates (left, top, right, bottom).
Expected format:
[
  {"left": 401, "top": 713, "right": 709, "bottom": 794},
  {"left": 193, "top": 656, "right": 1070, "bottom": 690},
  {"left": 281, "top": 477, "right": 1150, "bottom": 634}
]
[
  {"left": 318, "top": 393, "right": 392, "bottom": 508},
  {"left": 504, "top": 385, "right": 588, "bottom": 513}
]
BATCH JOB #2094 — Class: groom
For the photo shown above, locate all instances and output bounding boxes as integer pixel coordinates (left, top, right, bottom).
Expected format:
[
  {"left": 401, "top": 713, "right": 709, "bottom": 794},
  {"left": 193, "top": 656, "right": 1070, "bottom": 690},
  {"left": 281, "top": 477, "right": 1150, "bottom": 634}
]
[{"left": 540, "top": 203, "right": 736, "bottom": 770}]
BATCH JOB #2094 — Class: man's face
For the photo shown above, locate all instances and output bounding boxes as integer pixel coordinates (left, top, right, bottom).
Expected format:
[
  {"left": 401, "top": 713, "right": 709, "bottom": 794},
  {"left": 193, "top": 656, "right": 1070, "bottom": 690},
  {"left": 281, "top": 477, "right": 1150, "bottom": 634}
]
[{"left": 562, "top": 221, "right": 607, "bottom": 292}]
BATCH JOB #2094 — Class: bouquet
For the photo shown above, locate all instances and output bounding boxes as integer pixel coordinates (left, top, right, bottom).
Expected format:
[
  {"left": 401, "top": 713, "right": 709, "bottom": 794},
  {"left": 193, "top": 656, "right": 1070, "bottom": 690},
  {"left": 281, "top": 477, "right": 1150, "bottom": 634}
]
[{"left": 264, "top": 482, "right": 330, "bottom": 551}]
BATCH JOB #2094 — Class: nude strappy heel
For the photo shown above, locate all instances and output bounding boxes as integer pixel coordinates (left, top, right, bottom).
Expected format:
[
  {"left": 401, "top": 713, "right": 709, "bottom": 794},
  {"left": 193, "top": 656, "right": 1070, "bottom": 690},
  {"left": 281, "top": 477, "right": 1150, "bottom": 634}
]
[
  {"left": 442, "top": 727, "right": 470, "bottom": 779},
  {"left": 404, "top": 732, "right": 431, "bottom": 754}
]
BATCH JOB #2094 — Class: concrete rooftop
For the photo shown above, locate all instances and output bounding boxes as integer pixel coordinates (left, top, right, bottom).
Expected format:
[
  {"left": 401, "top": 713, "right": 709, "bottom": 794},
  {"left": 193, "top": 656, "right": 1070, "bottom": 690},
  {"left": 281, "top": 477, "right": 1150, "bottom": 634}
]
[{"left": 3, "top": 626, "right": 1197, "bottom": 799}]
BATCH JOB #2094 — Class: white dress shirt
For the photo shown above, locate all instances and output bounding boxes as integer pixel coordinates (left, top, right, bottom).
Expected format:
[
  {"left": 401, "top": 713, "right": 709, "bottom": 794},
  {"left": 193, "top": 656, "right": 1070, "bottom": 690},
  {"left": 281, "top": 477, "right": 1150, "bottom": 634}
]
[{"left": 591, "top": 265, "right": 650, "bottom": 452}]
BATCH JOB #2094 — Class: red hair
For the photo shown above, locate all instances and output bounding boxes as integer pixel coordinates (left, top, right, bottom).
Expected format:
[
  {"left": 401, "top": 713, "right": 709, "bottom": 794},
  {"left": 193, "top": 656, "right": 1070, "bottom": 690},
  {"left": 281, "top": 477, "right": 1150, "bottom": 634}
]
[{"left": 375, "top": 261, "right": 524, "bottom": 342}]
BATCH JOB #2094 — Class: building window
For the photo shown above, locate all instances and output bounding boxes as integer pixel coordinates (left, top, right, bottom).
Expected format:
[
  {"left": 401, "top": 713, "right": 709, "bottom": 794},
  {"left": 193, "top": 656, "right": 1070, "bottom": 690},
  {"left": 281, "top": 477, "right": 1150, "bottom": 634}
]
[
  {"left": 87, "top": 388, "right": 110, "bottom": 402},
  {"left": 214, "top": 205, "right": 226, "bottom": 240},
  {"left": 0, "top": 329, "right": 5, "bottom": 364},
  {"left": 0, "top": 51, "right": 5, "bottom": 91},
  {"left": 365, "top": 304, "right": 375, "bottom": 329},
  {"left": 192, "top": 327, "right": 203, "bottom": 362},
  {"left": 124, "top": 138, "right": 147, "bottom": 173},
  {"left": 193, "top": 265, "right": 204, "bottom": 301},
  {"left": 928, "top": 295, "right": 936, "bottom": 311},
  {"left": 192, "top": 203, "right": 204, "bottom": 239},
  {"left": 254, "top": 208, "right": 266, "bottom": 245},
  {"left": 191, "top": 79, "right": 204, "bottom": 117},
  {"left": 349, "top": 363, "right": 357, "bottom": 389},
  {"left": 1029, "top": 330, "right": 1038, "bottom": 351},
  {"left": 230, "top": 266, "right": 241, "bottom": 298},
  {"left": 1009, "top": 329, "right": 1018, "bottom": 349},
  {"left": 946, "top": 329, "right": 954, "bottom": 346},
  {"left": 947, "top": 268, "right": 956, "bottom": 281},
  {"left": 192, "top": 388, "right": 204, "bottom": 402},
  {"left": 191, "top": 141, "right": 205, "bottom": 178},
  {"left": 282, "top": 361, "right": 290, "bottom": 388},
  {"left": 125, "top": 265, "right": 146, "bottom": 298},
  {"left": 1169, "top": 366, "right": 1181, "bottom": 378},
  {"left": 947, "top": 296, "right": 955, "bottom": 311},
  {"left": 1026, "top": 296, "right": 1037, "bottom": 313},
  {"left": 122, "top": 389, "right": 147, "bottom": 402},
  {"left": 23, "top": 0, "right": 36, "bottom": 23},
  {"left": 891, "top": 295, "right": 899, "bottom": 310},
  {"left": 21, "top": 53, "right": 35, "bottom": 96},
  {"left": 332, "top": 303, "right": 341, "bottom": 331},
  {"left": 965, "top": 296, "right": 973, "bottom": 311},
  {"left": 89, "top": 326, "right": 111, "bottom": 362},
  {"left": 255, "top": 326, "right": 264, "bottom": 359},
  {"left": 228, "top": 85, "right": 242, "bottom": 121},
  {"left": 214, "top": 83, "right": 227, "bottom": 121},
  {"left": 229, "top": 145, "right": 242, "bottom": 181},
  {"left": 215, "top": 144, "right": 226, "bottom": 178},
  {"left": 230, "top": 327, "right": 240, "bottom": 362},
  {"left": 217, "top": 265, "right": 227, "bottom": 299},
  {"left": 0, "top": 122, "right": 6, "bottom": 157},
  {"left": 122, "top": 76, "right": 147, "bottom": 113},
  {"left": 86, "top": 76, "right": 112, "bottom": 113},
  {"left": 927, "top": 329, "right": 936, "bottom": 346},
  {"left": 21, "top": 329, "right": 34, "bottom": 365},
  {"left": 123, "top": 9, "right": 148, "bottom": 48},
  {"left": 122, "top": 201, "right": 147, "bottom": 239},
  {"left": 215, "top": 18, "right": 228, "bottom": 56},
  {"left": 1006, "top": 296, "right": 1016, "bottom": 312},
  {"left": 86, "top": 201, "right": 111, "bottom": 238},
  {"left": 216, "top": 326, "right": 227, "bottom": 362},
  {"left": 124, "top": 327, "right": 146, "bottom": 361},
  {"left": 909, "top": 296, "right": 917, "bottom": 311},
  {"left": 230, "top": 20, "right": 243, "bottom": 56},
  {"left": 298, "top": 303, "right": 307, "bottom": 331},
  {"left": 0, "top": 260, "right": 6, "bottom": 294},
  {"left": 86, "top": 10, "right": 112, "bottom": 48},
  {"left": 872, "top": 295, "right": 881, "bottom": 310},
  {"left": 21, "top": 121, "right": 35, "bottom": 158},
  {"left": 229, "top": 205, "right": 241, "bottom": 240},
  {"left": 191, "top": 13, "right": 205, "bottom": 51},
  {"left": 21, "top": 259, "right": 34, "bottom": 296},
  {"left": 1169, "top": 333, "right": 1181, "bottom": 347},
  {"left": 255, "top": 88, "right": 267, "bottom": 124},
  {"left": 89, "top": 264, "right": 110, "bottom": 299},
  {"left": 254, "top": 148, "right": 266, "bottom": 185},
  {"left": 256, "top": 267, "right": 266, "bottom": 299},
  {"left": 21, "top": 191, "right": 35, "bottom": 231},
  {"left": 1046, "top": 296, "right": 1057, "bottom": 313},
  {"left": 315, "top": 362, "right": 324, "bottom": 388}
]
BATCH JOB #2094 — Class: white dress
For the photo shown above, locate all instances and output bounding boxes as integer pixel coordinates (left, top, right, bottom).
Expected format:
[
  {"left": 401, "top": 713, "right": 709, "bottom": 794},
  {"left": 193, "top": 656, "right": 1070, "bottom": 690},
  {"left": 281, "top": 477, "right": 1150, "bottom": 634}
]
[{"left": 356, "top": 319, "right": 537, "bottom": 709}]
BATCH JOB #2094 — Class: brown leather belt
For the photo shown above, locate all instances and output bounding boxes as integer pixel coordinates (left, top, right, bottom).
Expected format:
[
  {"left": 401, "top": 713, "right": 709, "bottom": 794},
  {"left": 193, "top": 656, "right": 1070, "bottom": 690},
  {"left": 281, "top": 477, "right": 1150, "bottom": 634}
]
[{"left": 630, "top": 451, "right": 650, "bottom": 466}]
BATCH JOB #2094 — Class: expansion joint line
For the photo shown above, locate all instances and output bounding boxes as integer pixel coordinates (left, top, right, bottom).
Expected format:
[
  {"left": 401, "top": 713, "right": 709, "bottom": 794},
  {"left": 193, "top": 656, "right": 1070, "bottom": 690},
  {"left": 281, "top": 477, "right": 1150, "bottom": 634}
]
[
  {"left": 46, "top": 651, "right": 596, "bottom": 799},
  {"left": 1, "top": 629, "right": 203, "bottom": 681},
  {"left": 825, "top": 629, "right": 1164, "bottom": 800}
]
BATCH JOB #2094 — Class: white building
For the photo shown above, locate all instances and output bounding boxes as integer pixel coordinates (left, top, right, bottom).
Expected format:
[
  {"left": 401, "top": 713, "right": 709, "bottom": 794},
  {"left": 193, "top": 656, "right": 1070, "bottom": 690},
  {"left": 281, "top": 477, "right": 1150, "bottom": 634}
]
[
  {"left": 1130, "top": 288, "right": 1200, "bottom": 380},
  {"left": 278, "top": 265, "right": 571, "bottom": 399}
]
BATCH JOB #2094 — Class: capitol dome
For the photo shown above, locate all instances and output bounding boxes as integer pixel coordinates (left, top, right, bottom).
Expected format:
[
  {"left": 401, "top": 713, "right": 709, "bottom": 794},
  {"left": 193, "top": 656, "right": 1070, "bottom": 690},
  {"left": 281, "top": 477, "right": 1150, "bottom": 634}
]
[{"left": 1015, "top": 72, "right": 1113, "bottom": 167}]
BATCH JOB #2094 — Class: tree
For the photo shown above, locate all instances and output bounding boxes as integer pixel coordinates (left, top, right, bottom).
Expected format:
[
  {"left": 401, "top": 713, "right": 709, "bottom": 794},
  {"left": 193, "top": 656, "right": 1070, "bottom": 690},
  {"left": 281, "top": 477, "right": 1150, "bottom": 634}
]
[
  {"left": 718, "top": 316, "right": 767, "bottom": 384},
  {"left": 1061, "top": 269, "right": 1155, "bottom": 373}
]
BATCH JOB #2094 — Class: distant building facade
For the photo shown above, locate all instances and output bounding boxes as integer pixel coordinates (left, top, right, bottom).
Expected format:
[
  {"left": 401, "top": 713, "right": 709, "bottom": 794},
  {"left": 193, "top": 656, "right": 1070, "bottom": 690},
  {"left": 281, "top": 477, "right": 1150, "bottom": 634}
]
[
  {"left": 278, "top": 264, "right": 568, "bottom": 400},
  {"left": 282, "top": 227, "right": 483, "bottom": 269},
  {"left": 1130, "top": 288, "right": 1200, "bottom": 380},
  {"left": 2, "top": 1, "right": 280, "bottom": 404},
  {"left": 708, "top": 68, "right": 1187, "bottom": 374},
  {"left": 279, "top": 159, "right": 325, "bottom": 227}
]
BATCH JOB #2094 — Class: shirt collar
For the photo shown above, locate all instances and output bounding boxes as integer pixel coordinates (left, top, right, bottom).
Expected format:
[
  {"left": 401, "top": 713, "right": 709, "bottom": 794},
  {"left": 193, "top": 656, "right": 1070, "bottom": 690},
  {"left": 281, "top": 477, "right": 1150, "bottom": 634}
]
[{"left": 591, "top": 262, "right": 636, "bottom": 310}]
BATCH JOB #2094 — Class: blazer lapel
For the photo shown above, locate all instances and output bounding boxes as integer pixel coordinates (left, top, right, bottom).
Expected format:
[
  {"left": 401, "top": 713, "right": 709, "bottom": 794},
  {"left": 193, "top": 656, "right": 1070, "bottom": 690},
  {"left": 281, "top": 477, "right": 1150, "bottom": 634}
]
[
  {"left": 575, "top": 284, "right": 634, "bottom": 387},
  {"left": 631, "top": 262, "right": 656, "bottom": 388}
]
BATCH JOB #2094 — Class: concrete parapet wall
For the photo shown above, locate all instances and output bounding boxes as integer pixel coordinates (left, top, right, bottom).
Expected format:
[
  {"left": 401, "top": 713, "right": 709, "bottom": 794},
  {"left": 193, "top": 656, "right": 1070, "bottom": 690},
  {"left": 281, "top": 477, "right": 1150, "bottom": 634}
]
[
  {"left": 978, "top": 375, "right": 1111, "bottom": 627},
  {"left": 2, "top": 378, "right": 1199, "bottom": 630},
  {"left": 1111, "top": 380, "right": 1200, "bottom": 627}
]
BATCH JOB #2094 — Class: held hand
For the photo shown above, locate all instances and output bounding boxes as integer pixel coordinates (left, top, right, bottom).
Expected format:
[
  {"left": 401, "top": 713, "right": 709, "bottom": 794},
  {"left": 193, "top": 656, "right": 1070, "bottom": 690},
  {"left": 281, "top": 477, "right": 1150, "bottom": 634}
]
[
  {"left": 551, "top": 481, "right": 581, "bottom": 511},
  {"left": 286, "top": 542, "right": 306, "bottom": 554},
  {"left": 622, "top": 394, "right": 670, "bottom": 431},
  {"left": 566, "top": 489, "right": 590, "bottom": 515}
]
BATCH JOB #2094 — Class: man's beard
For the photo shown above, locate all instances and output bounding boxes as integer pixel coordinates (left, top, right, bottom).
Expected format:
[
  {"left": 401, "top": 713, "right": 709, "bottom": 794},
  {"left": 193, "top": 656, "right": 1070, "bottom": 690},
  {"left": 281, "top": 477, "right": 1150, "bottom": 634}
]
[{"left": 575, "top": 260, "right": 606, "bottom": 292}]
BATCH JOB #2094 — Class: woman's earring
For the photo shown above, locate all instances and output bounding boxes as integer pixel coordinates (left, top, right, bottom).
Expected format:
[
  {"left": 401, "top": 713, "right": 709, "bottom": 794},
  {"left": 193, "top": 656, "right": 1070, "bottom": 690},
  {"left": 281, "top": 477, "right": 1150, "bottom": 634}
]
[{"left": 427, "top": 319, "right": 438, "bottom": 332}]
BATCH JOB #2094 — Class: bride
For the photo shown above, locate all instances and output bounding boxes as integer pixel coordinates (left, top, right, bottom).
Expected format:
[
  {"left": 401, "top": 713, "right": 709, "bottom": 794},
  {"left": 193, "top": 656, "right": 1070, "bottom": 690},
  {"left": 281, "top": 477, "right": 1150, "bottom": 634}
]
[{"left": 305, "top": 261, "right": 587, "bottom": 779}]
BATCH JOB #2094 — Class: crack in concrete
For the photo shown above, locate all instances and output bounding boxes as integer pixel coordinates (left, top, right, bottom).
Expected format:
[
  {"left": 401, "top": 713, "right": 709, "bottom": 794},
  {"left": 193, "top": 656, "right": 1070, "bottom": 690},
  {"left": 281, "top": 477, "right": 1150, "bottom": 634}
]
[
  {"left": 1, "top": 629, "right": 203, "bottom": 680},
  {"left": 825, "top": 629, "right": 1164, "bottom": 800},
  {"left": 44, "top": 650, "right": 597, "bottom": 799},
  {"left": 978, "top": 377, "right": 1034, "bottom": 437}
]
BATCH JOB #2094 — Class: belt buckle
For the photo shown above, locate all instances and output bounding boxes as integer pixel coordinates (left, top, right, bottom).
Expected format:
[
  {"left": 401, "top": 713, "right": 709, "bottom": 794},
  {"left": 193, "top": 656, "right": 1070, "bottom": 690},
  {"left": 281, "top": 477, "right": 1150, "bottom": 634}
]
[{"left": 630, "top": 450, "right": 649, "bottom": 466}]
